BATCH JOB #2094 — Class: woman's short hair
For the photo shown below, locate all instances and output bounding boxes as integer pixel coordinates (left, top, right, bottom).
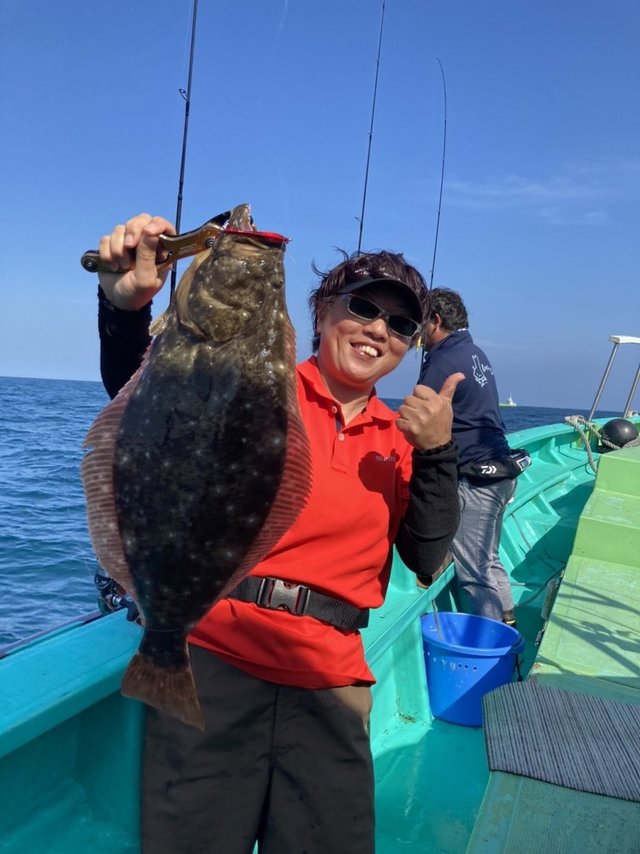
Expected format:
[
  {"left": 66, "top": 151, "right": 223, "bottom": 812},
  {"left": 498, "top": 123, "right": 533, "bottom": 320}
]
[{"left": 308, "top": 250, "right": 430, "bottom": 351}]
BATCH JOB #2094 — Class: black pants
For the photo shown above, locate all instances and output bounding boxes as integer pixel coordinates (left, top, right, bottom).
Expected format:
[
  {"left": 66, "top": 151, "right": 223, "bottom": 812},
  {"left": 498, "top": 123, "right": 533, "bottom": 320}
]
[{"left": 142, "top": 645, "right": 375, "bottom": 854}]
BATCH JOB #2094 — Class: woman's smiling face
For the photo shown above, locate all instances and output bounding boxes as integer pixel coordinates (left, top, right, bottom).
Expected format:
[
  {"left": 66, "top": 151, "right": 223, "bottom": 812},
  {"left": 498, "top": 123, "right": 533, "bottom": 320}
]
[{"left": 315, "top": 282, "right": 416, "bottom": 399}]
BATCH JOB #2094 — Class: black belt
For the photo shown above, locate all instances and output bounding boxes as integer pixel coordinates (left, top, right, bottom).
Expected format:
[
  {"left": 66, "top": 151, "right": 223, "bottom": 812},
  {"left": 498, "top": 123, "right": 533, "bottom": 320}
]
[{"left": 227, "top": 577, "right": 369, "bottom": 631}]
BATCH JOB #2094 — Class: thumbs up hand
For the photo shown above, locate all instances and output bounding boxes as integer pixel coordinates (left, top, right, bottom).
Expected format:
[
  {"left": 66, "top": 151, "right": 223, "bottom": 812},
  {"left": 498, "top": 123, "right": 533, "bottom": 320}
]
[{"left": 396, "top": 373, "right": 465, "bottom": 450}]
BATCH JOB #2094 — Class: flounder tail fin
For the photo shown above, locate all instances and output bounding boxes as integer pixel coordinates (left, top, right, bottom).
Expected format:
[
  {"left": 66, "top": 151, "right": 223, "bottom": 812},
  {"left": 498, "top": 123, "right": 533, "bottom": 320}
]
[{"left": 121, "top": 648, "right": 205, "bottom": 732}]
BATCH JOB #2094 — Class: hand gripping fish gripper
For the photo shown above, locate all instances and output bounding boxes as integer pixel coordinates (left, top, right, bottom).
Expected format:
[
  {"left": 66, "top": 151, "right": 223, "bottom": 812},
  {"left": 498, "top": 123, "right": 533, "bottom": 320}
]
[{"left": 80, "top": 211, "right": 289, "bottom": 274}]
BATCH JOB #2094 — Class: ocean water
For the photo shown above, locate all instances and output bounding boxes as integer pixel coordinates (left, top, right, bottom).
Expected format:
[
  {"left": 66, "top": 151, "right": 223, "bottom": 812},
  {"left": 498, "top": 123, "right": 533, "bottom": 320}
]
[
  {"left": 0, "top": 376, "right": 620, "bottom": 650},
  {"left": 381, "top": 399, "right": 601, "bottom": 434},
  {"left": 1, "top": 377, "right": 109, "bottom": 649}
]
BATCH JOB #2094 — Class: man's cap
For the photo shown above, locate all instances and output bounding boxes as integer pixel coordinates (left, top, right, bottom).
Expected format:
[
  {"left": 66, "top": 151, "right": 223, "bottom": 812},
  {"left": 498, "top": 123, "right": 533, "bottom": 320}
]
[{"left": 336, "top": 276, "right": 425, "bottom": 324}]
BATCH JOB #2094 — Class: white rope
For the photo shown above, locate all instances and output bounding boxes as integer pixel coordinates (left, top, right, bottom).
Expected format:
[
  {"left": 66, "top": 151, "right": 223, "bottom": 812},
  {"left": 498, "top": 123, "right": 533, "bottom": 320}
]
[{"left": 564, "top": 415, "right": 602, "bottom": 473}]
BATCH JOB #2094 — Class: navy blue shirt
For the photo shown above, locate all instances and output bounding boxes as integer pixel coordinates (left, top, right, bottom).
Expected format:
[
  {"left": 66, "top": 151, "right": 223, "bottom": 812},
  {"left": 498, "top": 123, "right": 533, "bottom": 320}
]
[{"left": 420, "top": 330, "right": 510, "bottom": 466}]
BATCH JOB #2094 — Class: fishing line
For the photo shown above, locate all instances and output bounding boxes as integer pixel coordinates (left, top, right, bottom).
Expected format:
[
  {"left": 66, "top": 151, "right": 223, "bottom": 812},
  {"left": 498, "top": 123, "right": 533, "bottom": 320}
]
[
  {"left": 429, "top": 57, "right": 447, "bottom": 291},
  {"left": 356, "top": 0, "right": 387, "bottom": 256},
  {"left": 417, "top": 59, "right": 448, "bottom": 360},
  {"left": 171, "top": 0, "right": 200, "bottom": 299},
  {"left": 414, "top": 59, "right": 448, "bottom": 359}
]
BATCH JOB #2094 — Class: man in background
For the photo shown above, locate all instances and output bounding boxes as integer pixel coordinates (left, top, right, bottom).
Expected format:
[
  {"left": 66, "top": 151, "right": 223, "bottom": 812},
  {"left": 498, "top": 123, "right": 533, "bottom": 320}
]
[{"left": 419, "top": 288, "right": 529, "bottom": 625}]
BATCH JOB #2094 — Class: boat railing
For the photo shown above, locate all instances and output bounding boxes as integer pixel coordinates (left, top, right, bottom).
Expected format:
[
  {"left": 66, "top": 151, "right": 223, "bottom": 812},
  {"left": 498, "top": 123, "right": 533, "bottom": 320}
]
[{"left": 587, "top": 334, "right": 640, "bottom": 420}]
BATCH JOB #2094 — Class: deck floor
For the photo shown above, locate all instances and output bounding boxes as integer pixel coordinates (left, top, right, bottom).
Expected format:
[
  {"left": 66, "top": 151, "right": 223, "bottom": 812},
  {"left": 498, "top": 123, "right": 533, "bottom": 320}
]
[
  {"left": 375, "top": 715, "right": 487, "bottom": 854},
  {"left": 468, "top": 445, "right": 640, "bottom": 852},
  {"left": 373, "top": 602, "right": 541, "bottom": 854}
]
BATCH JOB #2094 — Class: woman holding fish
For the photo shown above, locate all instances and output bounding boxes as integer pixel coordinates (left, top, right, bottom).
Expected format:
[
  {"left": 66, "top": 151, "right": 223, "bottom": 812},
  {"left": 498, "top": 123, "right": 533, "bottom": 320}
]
[{"left": 88, "top": 209, "right": 462, "bottom": 854}]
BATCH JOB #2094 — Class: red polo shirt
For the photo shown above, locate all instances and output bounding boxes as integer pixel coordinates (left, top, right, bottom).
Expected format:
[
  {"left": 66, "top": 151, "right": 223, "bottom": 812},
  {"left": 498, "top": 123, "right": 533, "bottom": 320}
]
[{"left": 189, "top": 357, "right": 414, "bottom": 687}]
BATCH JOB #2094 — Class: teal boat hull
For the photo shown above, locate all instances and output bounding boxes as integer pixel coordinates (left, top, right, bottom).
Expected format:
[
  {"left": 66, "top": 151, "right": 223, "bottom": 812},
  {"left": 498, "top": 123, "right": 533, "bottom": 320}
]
[{"left": 1, "top": 419, "right": 638, "bottom": 852}]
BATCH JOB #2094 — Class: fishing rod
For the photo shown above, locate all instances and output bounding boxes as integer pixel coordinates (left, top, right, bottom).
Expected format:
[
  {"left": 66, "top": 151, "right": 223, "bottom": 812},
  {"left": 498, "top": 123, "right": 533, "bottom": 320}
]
[
  {"left": 429, "top": 57, "right": 447, "bottom": 291},
  {"left": 356, "top": 0, "right": 387, "bottom": 255},
  {"left": 171, "top": 0, "right": 200, "bottom": 298}
]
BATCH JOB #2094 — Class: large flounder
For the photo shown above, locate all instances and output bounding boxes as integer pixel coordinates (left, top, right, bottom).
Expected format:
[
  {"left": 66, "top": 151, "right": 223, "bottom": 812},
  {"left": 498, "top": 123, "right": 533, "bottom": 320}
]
[{"left": 82, "top": 204, "right": 311, "bottom": 729}]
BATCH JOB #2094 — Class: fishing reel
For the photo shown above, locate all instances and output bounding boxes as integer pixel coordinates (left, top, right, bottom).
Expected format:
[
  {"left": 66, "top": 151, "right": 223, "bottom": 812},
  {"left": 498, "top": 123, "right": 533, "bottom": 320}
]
[{"left": 94, "top": 567, "right": 140, "bottom": 623}]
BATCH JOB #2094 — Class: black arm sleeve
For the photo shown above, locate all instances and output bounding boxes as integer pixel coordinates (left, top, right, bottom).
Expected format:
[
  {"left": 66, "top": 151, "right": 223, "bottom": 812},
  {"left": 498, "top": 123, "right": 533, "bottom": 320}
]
[
  {"left": 395, "top": 440, "right": 460, "bottom": 583},
  {"left": 98, "top": 287, "right": 152, "bottom": 399}
]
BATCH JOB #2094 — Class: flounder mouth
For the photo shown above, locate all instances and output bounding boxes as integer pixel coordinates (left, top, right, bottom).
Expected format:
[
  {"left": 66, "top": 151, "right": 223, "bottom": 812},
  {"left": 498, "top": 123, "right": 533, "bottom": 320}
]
[
  {"left": 223, "top": 204, "right": 289, "bottom": 248},
  {"left": 224, "top": 227, "right": 289, "bottom": 248}
]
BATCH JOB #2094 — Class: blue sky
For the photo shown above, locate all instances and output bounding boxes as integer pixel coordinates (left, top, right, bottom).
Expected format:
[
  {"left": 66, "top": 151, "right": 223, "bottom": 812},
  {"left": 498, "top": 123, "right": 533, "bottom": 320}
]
[{"left": 1, "top": 0, "right": 639, "bottom": 410}]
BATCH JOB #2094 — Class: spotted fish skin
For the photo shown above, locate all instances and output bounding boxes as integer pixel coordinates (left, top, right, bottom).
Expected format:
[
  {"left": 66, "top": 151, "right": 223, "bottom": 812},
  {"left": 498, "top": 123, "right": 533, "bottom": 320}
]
[{"left": 82, "top": 204, "right": 310, "bottom": 729}]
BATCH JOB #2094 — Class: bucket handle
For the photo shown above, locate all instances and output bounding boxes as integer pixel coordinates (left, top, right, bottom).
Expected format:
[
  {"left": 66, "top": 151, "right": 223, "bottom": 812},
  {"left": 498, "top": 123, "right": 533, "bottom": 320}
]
[
  {"left": 511, "top": 634, "right": 525, "bottom": 656},
  {"left": 511, "top": 633, "right": 525, "bottom": 682}
]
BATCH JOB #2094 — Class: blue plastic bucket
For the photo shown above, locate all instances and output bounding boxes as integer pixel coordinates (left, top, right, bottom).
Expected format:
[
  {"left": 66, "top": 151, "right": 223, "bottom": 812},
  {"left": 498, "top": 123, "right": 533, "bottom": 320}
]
[{"left": 421, "top": 612, "right": 525, "bottom": 727}]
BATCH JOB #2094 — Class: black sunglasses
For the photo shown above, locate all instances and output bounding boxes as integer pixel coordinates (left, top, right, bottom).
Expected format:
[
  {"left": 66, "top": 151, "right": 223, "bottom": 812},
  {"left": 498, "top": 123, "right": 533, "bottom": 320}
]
[{"left": 342, "top": 294, "right": 421, "bottom": 340}]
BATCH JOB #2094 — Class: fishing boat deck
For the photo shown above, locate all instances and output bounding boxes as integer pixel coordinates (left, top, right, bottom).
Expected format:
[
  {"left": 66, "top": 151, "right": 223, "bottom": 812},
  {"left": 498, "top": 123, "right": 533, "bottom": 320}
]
[
  {"left": 1, "top": 424, "right": 638, "bottom": 852},
  {"left": 468, "top": 444, "right": 640, "bottom": 852},
  {"left": 364, "top": 567, "right": 490, "bottom": 853},
  {"left": 370, "top": 429, "right": 640, "bottom": 853},
  {"left": 370, "top": 595, "right": 544, "bottom": 853},
  {"left": 368, "top": 422, "right": 604, "bottom": 852}
]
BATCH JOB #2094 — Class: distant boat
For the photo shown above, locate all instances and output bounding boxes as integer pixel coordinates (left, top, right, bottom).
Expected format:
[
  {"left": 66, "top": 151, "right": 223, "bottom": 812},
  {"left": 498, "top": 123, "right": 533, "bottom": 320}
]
[{"left": 499, "top": 394, "right": 517, "bottom": 407}]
